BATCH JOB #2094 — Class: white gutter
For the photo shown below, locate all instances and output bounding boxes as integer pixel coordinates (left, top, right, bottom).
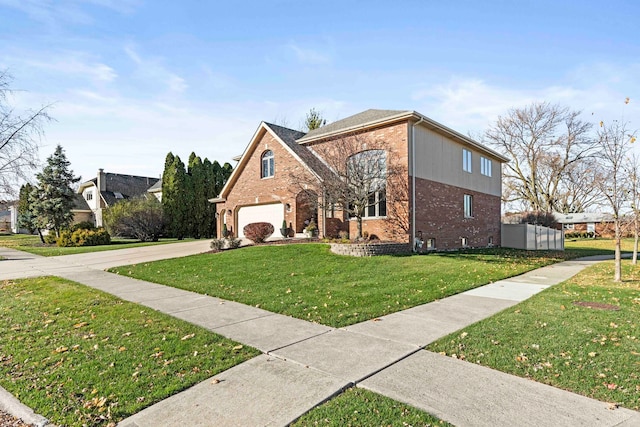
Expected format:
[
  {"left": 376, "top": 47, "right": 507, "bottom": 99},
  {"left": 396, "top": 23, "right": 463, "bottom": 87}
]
[{"left": 411, "top": 117, "right": 425, "bottom": 251}]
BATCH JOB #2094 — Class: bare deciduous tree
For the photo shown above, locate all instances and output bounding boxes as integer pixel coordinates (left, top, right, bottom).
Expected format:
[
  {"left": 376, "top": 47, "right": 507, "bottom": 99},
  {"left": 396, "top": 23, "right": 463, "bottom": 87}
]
[
  {"left": 292, "top": 133, "right": 407, "bottom": 239},
  {"left": 595, "top": 120, "right": 635, "bottom": 282},
  {"left": 485, "top": 102, "right": 597, "bottom": 213},
  {"left": 626, "top": 153, "right": 640, "bottom": 265},
  {"left": 0, "top": 70, "right": 52, "bottom": 199}
]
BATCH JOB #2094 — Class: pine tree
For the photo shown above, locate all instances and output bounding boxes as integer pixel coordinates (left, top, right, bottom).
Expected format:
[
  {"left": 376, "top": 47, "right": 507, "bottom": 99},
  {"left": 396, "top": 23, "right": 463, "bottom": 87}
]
[
  {"left": 17, "top": 183, "right": 37, "bottom": 233},
  {"left": 161, "top": 152, "right": 176, "bottom": 236},
  {"left": 171, "top": 156, "right": 189, "bottom": 239},
  {"left": 30, "top": 145, "right": 80, "bottom": 238}
]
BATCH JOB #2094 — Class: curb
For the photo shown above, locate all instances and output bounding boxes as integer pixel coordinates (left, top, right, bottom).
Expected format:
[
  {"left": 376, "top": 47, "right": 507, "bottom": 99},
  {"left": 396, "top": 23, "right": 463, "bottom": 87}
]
[{"left": 0, "top": 385, "right": 49, "bottom": 427}]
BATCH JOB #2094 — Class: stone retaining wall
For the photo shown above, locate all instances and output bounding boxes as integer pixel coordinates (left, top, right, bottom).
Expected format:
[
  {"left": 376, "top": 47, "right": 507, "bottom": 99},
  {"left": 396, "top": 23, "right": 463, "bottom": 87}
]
[{"left": 329, "top": 242, "right": 411, "bottom": 257}]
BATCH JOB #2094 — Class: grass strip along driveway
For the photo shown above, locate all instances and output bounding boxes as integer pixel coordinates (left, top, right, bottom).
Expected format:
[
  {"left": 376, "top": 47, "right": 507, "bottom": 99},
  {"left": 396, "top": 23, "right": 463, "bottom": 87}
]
[
  {"left": 0, "top": 277, "right": 259, "bottom": 426},
  {"left": 111, "top": 244, "right": 576, "bottom": 328},
  {"left": 427, "top": 260, "right": 640, "bottom": 411},
  {"left": 0, "top": 234, "right": 191, "bottom": 257}
]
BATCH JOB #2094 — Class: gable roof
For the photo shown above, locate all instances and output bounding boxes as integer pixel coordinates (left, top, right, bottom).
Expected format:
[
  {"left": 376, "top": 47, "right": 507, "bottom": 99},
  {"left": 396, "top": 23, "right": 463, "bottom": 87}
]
[
  {"left": 78, "top": 172, "right": 160, "bottom": 207},
  {"left": 299, "top": 109, "right": 408, "bottom": 143},
  {"left": 211, "top": 122, "right": 330, "bottom": 202},
  {"left": 72, "top": 193, "right": 91, "bottom": 211},
  {"left": 147, "top": 179, "right": 162, "bottom": 193},
  {"left": 297, "top": 108, "right": 509, "bottom": 162}
]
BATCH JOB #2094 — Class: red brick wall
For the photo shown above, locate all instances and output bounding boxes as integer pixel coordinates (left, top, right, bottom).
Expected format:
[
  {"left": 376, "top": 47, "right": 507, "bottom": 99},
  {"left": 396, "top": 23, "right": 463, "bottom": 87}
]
[
  {"left": 413, "top": 177, "right": 501, "bottom": 250},
  {"left": 307, "top": 120, "right": 411, "bottom": 242},
  {"left": 217, "top": 127, "right": 317, "bottom": 238}
]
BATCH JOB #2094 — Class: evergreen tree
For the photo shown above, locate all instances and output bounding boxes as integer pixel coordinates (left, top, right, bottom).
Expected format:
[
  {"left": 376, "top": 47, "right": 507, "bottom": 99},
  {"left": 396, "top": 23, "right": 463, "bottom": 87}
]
[
  {"left": 17, "top": 183, "right": 37, "bottom": 233},
  {"left": 171, "top": 156, "right": 189, "bottom": 239},
  {"left": 161, "top": 152, "right": 176, "bottom": 236},
  {"left": 188, "top": 153, "right": 207, "bottom": 238},
  {"left": 203, "top": 158, "right": 217, "bottom": 237},
  {"left": 30, "top": 145, "right": 80, "bottom": 238},
  {"left": 304, "top": 108, "right": 326, "bottom": 131}
]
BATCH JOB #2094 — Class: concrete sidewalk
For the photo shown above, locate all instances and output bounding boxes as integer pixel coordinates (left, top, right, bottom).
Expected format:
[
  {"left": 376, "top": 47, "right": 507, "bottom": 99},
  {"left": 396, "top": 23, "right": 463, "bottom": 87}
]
[{"left": 1, "top": 245, "right": 639, "bottom": 426}]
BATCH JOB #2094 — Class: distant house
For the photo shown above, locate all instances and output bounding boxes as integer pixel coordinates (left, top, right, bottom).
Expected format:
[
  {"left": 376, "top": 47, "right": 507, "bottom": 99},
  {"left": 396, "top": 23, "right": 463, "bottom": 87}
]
[
  {"left": 212, "top": 109, "right": 508, "bottom": 250},
  {"left": 554, "top": 212, "right": 616, "bottom": 238},
  {"left": 77, "top": 169, "right": 160, "bottom": 226}
]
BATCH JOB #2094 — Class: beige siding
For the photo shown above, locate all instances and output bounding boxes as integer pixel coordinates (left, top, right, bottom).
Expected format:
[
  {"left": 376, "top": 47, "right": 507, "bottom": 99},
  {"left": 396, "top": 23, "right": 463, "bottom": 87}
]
[{"left": 413, "top": 126, "right": 501, "bottom": 197}]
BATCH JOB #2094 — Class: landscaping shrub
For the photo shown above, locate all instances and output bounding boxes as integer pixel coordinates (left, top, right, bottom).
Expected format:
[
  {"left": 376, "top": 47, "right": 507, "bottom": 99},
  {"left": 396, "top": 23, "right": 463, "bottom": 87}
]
[
  {"left": 43, "top": 233, "right": 57, "bottom": 244},
  {"left": 243, "top": 222, "right": 274, "bottom": 243},
  {"left": 70, "top": 221, "right": 96, "bottom": 232},
  {"left": 103, "top": 197, "right": 165, "bottom": 242},
  {"left": 210, "top": 237, "right": 242, "bottom": 251},
  {"left": 57, "top": 227, "right": 111, "bottom": 247}
]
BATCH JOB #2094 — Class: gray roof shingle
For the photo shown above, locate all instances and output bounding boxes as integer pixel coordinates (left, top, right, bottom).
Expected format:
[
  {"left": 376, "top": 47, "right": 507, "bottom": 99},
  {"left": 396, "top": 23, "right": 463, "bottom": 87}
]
[
  {"left": 265, "top": 122, "right": 334, "bottom": 181},
  {"left": 297, "top": 109, "right": 410, "bottom": 143}
]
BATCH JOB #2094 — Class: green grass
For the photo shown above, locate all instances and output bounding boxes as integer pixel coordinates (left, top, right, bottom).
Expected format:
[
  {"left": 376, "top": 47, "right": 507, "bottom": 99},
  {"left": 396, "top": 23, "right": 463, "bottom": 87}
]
[
  {"left": 426, "top": 260, "right": 640, "bottom": 410},
  {"left": 292, "top": 387, "right": 451, "bottom": 426},
  {"left": 0, "top": 276, "right": 260, "bottom": 426},
  {"left": 564, "top": 237, "right": 636, "bottom": 254},
  {"left": 110, "top": 244, "right": 574, "bottom": 328},
  {"left": 0, "top": 233, "right": 195, "bottom": 256}
]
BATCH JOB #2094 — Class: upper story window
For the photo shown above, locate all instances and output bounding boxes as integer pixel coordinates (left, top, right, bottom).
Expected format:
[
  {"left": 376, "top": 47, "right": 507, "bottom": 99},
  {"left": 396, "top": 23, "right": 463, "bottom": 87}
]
[
  {"left": 463, "top": 149, "right": 472, "bottom": 173},
  {"left": 261, "top": 150, "right": 274, "bottom": 178},
  {"left": 481, "top": 157, "right": 492, "bottom": 177},
  {"left": 85, "top": 191, "right": 93, "bottom": 201}
]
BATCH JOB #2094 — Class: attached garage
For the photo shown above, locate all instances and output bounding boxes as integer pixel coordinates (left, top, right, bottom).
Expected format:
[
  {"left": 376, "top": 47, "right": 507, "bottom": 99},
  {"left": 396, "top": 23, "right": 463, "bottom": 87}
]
[{"left": 237, "top": 203, "right": 284, "bottom": 238}]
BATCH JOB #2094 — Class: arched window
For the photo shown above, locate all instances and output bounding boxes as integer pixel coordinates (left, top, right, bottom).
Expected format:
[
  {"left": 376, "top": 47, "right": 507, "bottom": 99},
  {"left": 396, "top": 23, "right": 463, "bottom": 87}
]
[
  {"left": 261, "top": 150, "right": 274, "bottom": 178},
  {"left": 347, "top": 150, "right": 387, "bottom": 218}
]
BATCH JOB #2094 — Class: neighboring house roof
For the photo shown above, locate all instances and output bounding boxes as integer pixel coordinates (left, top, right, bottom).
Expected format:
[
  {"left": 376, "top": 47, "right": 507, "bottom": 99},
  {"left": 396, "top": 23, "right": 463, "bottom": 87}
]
[
  {"left": 78, "top": 172, "right": 160, "bottom": 207},
  {"left": 554, "top": 212, "right": 614, "bottom": 224},
  {"left": 147, "top": 179, "right": 162, "bottom": 193},
  {"left": 73, "top": 193, "right": 91, "bottom": 211}
]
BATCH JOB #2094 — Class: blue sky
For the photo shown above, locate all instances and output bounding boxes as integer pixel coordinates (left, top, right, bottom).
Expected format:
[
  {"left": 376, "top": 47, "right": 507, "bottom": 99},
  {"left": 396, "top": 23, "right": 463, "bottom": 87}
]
[{"left": 1, "top": 0, "right": 638, "bottom": 184}]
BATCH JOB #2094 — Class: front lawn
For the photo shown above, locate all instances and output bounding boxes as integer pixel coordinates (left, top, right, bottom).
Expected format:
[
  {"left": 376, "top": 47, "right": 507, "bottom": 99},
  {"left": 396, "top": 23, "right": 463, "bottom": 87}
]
[
  {"left": 111, "top": 244, "right": 572, "bottom": 328},
  {"left": 0, "top": 233, "right": 194, "bottom": 256},
  {"left": 564, "top": 237, "right": 636, "bottom": 254},
  {"left": 292, "top": 387, "right": 451, "bottom": 426},
  {"left": 0, "top": 277, "right": 259, "bottom": 426},
  {"left": 427, "top": 260, "right": 640, "bottom": 410}
]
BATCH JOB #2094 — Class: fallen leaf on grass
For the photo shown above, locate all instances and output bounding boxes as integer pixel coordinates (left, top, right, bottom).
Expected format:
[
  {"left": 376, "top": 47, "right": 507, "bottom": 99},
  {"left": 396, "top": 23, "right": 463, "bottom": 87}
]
[
  {"left": 232, "top": 345, "right": 243, "bottom": 351},
  {"left": 54, "top": 347, "right": 68, "bottom": 354},
  {"left": 74, "top": 322, "right": 88, "bottom": 328},
  {"left": 181, "top": 333, "right": 195, "bottom": 341}
]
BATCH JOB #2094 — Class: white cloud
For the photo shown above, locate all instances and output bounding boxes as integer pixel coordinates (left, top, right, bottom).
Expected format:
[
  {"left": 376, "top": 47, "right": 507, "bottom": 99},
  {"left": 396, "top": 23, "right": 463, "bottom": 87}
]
[
  {"left": 124, "top": 44, "right": 189, "bottom": 95},
  {"left": 23, "top": 54, "right": 117, "bottom": 83},
  {"left": 413, "top": 64, "right": 640, "bottom": 138},
  {"left": 288, "top": 43, "right": 331, "bottom": 65},
  {"left": 0, "top": 0, "right": 140, "bottom": 26}
]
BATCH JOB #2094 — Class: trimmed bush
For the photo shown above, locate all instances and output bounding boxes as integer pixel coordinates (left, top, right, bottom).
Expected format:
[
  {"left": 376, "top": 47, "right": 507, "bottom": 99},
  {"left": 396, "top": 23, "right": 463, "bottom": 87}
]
[
  {"left": 243, "top": 222, "right": 274, "bottom": 243},
  {"left": 71, "top": 221, "right": 96, "bottom": 232},
  {"left": 44, "top": 233, "right": 57, "bottom": 245},
  {"left": 57, "top": 227, "right": 111, "bottom": 247}
]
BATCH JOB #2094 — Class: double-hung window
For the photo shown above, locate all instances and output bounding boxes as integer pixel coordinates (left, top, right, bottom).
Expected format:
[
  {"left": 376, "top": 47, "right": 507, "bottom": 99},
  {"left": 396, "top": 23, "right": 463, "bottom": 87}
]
[
  {"left": 481, "top": 157, "right": 492, "bottom": 177},
  {"left": 463, "top": 149, "right": 472, "bottom": 173}
]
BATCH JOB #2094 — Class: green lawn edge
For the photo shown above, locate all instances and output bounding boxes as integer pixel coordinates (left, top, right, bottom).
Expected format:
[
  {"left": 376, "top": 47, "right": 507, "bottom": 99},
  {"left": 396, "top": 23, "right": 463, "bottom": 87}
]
[
  {"left": 109, "top": 243, "right": 586, "bottom": 328},
  {"left": 0, "top": 276, "right": 259, "bottom": 426},
  {"left": 426, "top": 260, "right": 640, "bottom": 411}
]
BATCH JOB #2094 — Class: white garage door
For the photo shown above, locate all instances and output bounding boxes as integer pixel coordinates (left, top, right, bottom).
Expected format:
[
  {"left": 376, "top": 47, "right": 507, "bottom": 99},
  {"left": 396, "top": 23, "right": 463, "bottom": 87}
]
[{"left": 237, "top": 204, "right": 284, "bottom": 238}]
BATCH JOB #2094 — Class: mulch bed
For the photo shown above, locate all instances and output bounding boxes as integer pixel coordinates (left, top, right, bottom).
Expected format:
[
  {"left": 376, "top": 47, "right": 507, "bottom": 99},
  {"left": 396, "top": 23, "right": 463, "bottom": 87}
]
[{"left": 572, "top": 301, "right": 621, "bottom": 311}]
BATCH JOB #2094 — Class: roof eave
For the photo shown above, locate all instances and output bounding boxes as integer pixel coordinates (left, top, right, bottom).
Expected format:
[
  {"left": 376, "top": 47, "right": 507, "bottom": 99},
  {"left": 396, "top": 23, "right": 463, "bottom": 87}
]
[{"left": 296, "top": 111, "right": 414, "bottom": 144}]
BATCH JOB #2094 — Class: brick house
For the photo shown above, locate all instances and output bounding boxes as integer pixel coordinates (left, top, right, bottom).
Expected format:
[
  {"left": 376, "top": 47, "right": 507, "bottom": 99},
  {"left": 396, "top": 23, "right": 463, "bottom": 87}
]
[
  {"left": 76, "top": 169, "right": 160, "bottom": 227},
  {"left": 211, "top": 109, "right": 508, "bottom": 251}
]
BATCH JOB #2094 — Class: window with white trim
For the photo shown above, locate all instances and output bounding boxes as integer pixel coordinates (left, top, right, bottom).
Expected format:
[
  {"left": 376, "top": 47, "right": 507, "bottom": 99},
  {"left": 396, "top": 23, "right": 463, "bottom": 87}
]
[
  {"left": 261, "top": 150, "right": 274, "bottom": 178},
  {"left": 463, "top": 149, "right": 472, "bottom": 173},
  {"left": 347, "top": 150, "right": 387, "bottom": 218},
  {"left": 85, "top": 191, "right": 93, "bottom": 201},
  {"left": 480, "top": 157, "right": 492, "bottom": 177},
  {"left": 464, "top": 194, "right": 473, "bottom": 218}
]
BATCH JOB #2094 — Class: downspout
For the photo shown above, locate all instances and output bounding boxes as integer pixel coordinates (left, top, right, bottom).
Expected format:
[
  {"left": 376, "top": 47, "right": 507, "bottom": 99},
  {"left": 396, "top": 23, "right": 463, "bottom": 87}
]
[{"left": 411, "top": 116, "right": 425, "bottom": 252}]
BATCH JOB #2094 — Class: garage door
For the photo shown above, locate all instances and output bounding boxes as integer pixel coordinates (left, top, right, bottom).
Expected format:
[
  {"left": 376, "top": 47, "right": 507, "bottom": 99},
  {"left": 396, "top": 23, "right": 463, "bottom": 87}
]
[{"left": 237, "top": 204, "right": 284, "bottom": 238}]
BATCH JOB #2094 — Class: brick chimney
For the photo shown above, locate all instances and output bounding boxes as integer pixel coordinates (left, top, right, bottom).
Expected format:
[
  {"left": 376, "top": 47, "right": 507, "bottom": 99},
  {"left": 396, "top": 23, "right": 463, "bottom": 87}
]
[{"left": 97, "top": 169, "right": 106, "bottom": 192}]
